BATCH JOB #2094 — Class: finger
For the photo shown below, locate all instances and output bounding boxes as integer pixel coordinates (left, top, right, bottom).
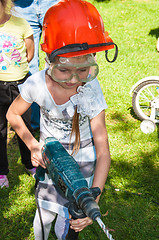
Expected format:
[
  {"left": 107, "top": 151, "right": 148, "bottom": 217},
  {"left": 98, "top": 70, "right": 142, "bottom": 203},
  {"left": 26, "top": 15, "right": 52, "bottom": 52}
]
[
  {"left": 32, "top": 159, "right": 46, "bottom": 168},
  {"left": 70, "top": 218, "right": 92, "bottom": 231},
  {"left": 31, "top": 160, "right": 39, "bottom": 167},
  {"left": 71, "top": 218, "right": 92, "bottom": 226},
  {"left": 39, "top": 161, "right": 46, "bottom": 168},
  {"left": 70, "top": 225, "right": 85, "bottom": 232},
  {"left": 31, "top": 151, "right": 46, "bottom": 168}
]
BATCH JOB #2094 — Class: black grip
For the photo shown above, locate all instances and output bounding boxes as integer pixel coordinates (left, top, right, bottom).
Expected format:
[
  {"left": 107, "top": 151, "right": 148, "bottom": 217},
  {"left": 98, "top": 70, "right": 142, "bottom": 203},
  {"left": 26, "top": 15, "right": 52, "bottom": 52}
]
[
  {"left": 65, "top": 220, "right": 79, "bottom": 240},
  {"left": 68, "top": 202, "right": 86, "bottom": 219}
]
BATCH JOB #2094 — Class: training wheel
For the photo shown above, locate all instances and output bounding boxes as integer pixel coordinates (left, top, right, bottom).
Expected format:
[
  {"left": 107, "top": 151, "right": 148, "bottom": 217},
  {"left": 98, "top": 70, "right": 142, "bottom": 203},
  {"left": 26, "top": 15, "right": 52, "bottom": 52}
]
[{"left": 140, "top": 119, "right": 156, "bottom": 134}]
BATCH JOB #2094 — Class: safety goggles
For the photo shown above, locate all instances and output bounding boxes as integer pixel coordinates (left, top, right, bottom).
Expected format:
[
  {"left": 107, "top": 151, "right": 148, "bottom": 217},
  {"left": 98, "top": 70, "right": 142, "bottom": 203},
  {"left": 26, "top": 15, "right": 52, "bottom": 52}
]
[
  {"left": 47, "top": 63, "right": 99, "bottom": 83},
  {"left": 47, "top": 54, "right": 99, "bottom": 83}
]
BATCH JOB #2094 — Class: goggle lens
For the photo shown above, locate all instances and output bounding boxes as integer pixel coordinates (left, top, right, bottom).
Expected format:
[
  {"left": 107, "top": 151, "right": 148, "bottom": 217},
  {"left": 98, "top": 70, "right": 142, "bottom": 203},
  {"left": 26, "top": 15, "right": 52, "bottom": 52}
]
[{"left": 48, "top": 63, "right": 99, "bottom": 83}]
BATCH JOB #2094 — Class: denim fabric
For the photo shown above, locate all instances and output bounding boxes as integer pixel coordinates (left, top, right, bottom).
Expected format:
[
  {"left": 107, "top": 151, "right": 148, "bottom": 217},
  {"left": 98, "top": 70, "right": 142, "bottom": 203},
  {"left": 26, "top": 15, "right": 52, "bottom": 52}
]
[
  {"left": 13, "top": 0, "right": 59, "bottom": 129},
  {"left": 14, "top": 0, "right": 59, "bottom": 74}
]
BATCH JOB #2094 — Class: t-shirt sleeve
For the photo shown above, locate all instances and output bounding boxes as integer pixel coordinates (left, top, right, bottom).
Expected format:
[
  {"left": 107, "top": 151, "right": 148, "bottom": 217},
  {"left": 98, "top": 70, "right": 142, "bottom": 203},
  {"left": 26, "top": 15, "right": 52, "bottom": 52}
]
[
  {"left": 87, "top": 78, "right": 108, "bottom": 119},
  {"left": 19, "top": 75, "right": 37, "bottom": 103},
  {"left": 20, "top": 18, "right": 33, "bottom": 39}
]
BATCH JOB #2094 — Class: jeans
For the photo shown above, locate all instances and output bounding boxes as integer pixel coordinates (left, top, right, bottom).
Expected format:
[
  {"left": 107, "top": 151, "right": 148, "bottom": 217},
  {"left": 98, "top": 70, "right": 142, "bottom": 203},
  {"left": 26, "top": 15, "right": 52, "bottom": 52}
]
[
  {"left": 13, "top": 0, "right": 59, "bottom": 129},
  {"left": 14, "top": 0, "right": 59, "bottom": 74},
  {"left": 0, "top": 76, "right": 34, "bottom": 175}
]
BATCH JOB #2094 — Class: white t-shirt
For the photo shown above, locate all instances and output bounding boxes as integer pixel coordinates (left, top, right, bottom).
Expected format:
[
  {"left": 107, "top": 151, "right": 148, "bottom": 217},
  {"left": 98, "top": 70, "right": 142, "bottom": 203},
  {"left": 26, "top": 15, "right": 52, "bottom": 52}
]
[{"left": 20, "top": 69, "right": 108, "bottom": 217}]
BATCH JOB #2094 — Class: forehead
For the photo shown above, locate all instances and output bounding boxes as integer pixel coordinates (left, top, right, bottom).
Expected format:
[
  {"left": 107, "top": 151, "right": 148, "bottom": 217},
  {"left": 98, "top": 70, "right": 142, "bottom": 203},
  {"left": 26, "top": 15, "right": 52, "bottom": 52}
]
[
  {"left": 67, "top": 56, "right": 89, "bottom": 64},
  {"left": 55, "top": 54, "right": 94, "bottom": 65}
]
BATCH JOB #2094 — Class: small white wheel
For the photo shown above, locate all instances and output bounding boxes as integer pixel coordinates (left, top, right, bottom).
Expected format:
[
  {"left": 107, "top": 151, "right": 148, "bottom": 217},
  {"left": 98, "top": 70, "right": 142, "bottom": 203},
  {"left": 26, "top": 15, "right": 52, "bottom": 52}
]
[{"left": 140, "top": 120, "right": 156, "bottom": 134}]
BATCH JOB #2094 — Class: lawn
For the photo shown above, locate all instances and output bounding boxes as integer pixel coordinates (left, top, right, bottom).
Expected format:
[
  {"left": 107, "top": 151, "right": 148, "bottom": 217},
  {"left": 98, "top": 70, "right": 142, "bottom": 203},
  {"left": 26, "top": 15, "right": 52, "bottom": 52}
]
[{"left": 0, "top": 0, "right": 159, "bottom": 239}]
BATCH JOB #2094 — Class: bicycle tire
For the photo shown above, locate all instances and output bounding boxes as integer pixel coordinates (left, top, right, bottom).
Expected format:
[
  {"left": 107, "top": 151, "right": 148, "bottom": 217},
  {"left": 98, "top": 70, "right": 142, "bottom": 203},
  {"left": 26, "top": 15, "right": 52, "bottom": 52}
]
[{"left": 132, "top": 80, "right": 159, "bottom": 123}]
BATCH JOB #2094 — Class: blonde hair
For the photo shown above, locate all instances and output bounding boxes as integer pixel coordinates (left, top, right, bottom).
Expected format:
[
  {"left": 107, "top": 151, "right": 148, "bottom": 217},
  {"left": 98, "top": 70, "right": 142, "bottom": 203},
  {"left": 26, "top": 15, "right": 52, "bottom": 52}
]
[
  {"left": 47, "top": 54, "right": 81, "bottom": 155},
  {"left": 70, "top": 107, "right": 80, "bottom": 155},
  {"left": 1, "top": 0, "right": 13, "bottom": 14}
]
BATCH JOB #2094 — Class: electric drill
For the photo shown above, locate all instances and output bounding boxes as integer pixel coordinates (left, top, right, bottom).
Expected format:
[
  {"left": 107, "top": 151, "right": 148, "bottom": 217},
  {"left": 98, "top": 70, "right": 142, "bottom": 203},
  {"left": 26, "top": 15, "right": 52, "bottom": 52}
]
[
  {"left": 36, "top": 137, "right": 101, "bottom": 220},
  {"left": 35, "top": 137, "right": 114, "bottom": 240}
]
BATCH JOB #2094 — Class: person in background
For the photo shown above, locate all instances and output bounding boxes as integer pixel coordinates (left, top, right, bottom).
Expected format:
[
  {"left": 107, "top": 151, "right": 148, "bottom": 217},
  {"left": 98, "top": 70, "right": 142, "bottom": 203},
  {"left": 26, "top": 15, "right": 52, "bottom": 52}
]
[
  {"left": 13, "top": 0, "right": 59, "bottom": 130},
  {"left": 7, "top": 0, "right": 118, "bottom": 238},
  {"left": 0, "top": 0, "right": 35, "bottom": 188}
]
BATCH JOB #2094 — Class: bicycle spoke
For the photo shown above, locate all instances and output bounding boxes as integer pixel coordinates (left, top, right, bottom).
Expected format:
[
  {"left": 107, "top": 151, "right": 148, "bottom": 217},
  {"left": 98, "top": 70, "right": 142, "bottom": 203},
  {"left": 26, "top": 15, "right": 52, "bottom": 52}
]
[{"left": 132, "top": 80, "right": 159, "bottom": 123}]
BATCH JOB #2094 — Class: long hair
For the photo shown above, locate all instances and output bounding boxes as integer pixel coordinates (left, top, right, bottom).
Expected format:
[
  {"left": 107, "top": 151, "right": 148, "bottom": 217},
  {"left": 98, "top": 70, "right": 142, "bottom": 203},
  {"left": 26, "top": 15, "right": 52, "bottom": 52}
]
[
  {"left": 1, "top": 0, "right": 13, "bottom": 14},
  {"left": 47, "top": 54, "right": 81, "bottom": 155},
  {"left": 70, "top": 107, "right": 80, "bottom": 155}
]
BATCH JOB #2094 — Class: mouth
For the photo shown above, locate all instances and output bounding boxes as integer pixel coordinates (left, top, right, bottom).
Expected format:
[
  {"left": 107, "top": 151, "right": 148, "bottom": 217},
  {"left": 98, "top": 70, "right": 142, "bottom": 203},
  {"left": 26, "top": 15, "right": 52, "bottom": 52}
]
[{"left": 65, "top": 82, "right": 77, "bottom": 87}]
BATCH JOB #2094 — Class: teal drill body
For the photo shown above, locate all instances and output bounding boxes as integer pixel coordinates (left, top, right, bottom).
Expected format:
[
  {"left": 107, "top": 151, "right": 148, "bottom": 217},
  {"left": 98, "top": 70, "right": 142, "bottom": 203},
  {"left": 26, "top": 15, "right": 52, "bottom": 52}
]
[{"left": 36, "top": 137, "right": 101, "bottom": 221}]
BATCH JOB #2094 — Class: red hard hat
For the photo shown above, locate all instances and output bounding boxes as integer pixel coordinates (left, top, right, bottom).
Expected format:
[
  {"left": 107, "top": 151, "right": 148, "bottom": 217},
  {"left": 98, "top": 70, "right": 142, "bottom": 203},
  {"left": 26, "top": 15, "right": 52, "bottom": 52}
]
[{"left": 41, "top": 0, "right": 118, "bottom": 62}]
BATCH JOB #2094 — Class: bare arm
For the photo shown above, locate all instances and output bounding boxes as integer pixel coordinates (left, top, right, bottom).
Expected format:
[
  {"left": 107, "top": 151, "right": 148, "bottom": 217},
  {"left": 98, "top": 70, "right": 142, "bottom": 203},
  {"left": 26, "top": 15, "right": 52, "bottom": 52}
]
[
  {"left": 70, "top": 110, "right": 111, "bottom": 232},
  {"left": 6, "top": 95, "right": 45, "bottom": 168},
  {"left": 90, "top": 110, "right": 111, "bottom": 199},
  {"left": 24, "top": 35, "right": 34, "bottom": 63}
]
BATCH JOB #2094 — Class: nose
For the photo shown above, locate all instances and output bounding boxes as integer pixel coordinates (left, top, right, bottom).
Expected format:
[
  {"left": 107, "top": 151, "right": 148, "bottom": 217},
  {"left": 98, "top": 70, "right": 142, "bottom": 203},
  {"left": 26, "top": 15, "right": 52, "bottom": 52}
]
[{"left": 69, "top": 74, "right": 79, "bottom": 83}]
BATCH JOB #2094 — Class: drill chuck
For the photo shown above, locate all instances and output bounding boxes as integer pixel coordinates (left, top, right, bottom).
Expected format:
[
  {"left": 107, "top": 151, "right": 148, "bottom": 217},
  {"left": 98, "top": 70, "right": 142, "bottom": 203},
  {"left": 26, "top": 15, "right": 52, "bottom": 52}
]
[{"left": 73, "top": 187, "right": 101, "bottom": 220}]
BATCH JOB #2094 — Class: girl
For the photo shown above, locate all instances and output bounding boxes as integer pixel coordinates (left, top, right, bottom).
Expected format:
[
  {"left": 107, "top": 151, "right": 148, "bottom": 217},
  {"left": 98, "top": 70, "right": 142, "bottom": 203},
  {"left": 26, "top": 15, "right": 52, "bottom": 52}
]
[
  {"left": 7, "top": 0, "right": 118, "bottom": 238},
  {"left": 0, "top": 0, "right": 35, "bottom": 188}
]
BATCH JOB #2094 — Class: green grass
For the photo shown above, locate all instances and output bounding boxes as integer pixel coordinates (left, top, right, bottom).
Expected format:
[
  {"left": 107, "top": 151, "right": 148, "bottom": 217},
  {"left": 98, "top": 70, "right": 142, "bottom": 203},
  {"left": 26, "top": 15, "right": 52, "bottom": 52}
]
[{"left": 0, "top": 0, "right": 159, "bottom": 239}]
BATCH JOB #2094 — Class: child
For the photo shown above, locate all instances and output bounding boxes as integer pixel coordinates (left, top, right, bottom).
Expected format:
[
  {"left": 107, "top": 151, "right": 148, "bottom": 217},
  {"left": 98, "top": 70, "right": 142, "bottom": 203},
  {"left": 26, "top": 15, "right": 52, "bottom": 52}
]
[
  {"left": 7, "top": 0, "right": 118, "bottom": 238},
  {"left": 0, "top": 0, "right": 35, "bottom": 188},
  {"left": 13, "top": 0, "right": 60, "bottom": 130}
]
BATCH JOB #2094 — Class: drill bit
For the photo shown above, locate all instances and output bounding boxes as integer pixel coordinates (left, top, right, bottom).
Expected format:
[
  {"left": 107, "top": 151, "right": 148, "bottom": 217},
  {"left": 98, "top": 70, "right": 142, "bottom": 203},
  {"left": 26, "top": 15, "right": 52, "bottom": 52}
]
[{"left": 96, "top": 217, "right": 114, "bottom": 240}]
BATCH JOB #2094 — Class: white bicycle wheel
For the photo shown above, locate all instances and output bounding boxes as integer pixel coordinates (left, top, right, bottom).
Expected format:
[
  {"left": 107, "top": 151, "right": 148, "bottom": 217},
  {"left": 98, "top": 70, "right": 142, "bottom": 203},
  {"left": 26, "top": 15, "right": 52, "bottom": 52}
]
[{"left": 132, "top": 80, "right": 159, "bottom": 123}]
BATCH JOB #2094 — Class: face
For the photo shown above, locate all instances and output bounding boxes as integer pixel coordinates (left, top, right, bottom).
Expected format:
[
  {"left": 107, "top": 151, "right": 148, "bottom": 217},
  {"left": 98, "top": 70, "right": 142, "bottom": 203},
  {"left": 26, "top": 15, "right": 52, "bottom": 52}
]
[
  {"left": 53, "top": 66, "right": 84, "bottom": 89},
  {"left": 47, "top": 54, "right": 98, "bottom": 89}
]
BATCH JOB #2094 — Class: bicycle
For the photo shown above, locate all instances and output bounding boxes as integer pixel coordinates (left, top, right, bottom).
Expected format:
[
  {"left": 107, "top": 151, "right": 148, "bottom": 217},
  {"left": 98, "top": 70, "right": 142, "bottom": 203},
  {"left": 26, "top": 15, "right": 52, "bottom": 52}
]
[{"left": 129, "top": 76, "right": 159, "bottom": 133}]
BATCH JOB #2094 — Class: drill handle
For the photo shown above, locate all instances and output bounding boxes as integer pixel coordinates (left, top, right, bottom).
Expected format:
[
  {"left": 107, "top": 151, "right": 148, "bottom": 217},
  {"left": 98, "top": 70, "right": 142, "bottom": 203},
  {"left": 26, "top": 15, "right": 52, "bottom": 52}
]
[
  {"left": 90, "top": 187, "right": 101, "bottom": 199},
  {"left": 68, "top": 202, "right": 86, "bottom": 219},
  {"left": 34, "top": 165, "right": 46, "bottom": 181}
]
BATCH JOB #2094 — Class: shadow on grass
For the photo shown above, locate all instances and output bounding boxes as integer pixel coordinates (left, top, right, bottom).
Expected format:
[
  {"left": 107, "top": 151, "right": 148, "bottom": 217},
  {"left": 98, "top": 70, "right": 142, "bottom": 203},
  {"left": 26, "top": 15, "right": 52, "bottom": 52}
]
[
  {"left": 0, "top": 207, "right": 35, "bottom": 239},
  {"left": 0, "top": 132, "right": 36, "bottom": 240},
  {"left": 101, "top": 111, "right": 159, "bottom": 239},
  {"left": 0, "top": 129, "right": 58, "bottom": 240},
  {"left": 103, "top": 152, "right": 159, "bottom": 239},
  {"left": 128, "top": 106, "right": 142, "bottom": 121},
  {"left": 157, "top": 124, "right": 159, "bottom": 138},
  {"left": 149, "top": 27, "right": 159, "bottom": 39}
]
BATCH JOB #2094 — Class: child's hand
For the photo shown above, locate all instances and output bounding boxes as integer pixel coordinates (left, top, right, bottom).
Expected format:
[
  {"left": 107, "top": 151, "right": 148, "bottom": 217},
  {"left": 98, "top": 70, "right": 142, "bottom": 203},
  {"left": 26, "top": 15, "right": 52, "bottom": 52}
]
[
  {"left": 69, "top": 217, "right": 93, "bottom": 232},
  {"left": 31, "top": 142, "right": 46, "bottom": 168}
]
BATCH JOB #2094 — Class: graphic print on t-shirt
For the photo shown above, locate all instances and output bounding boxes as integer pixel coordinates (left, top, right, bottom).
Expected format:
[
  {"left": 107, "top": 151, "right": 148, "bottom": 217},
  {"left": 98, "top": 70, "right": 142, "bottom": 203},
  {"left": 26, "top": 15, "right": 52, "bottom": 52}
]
[
  {"left": 0, "top": 32, "right": 21, "bottom": 71},
  {"left": 41, "top": 105, "right": 88, "bottom": 140}
]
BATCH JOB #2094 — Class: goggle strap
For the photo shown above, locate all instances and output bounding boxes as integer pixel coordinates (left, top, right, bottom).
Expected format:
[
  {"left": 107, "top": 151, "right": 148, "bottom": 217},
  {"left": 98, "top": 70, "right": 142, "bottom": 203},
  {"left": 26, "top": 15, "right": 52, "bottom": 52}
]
[
  {"left": 49, "top": 42, "right": 118, "bottom": 62},
  {"left": 105, "top": 43, "right": 118, "bottom": 63}
]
